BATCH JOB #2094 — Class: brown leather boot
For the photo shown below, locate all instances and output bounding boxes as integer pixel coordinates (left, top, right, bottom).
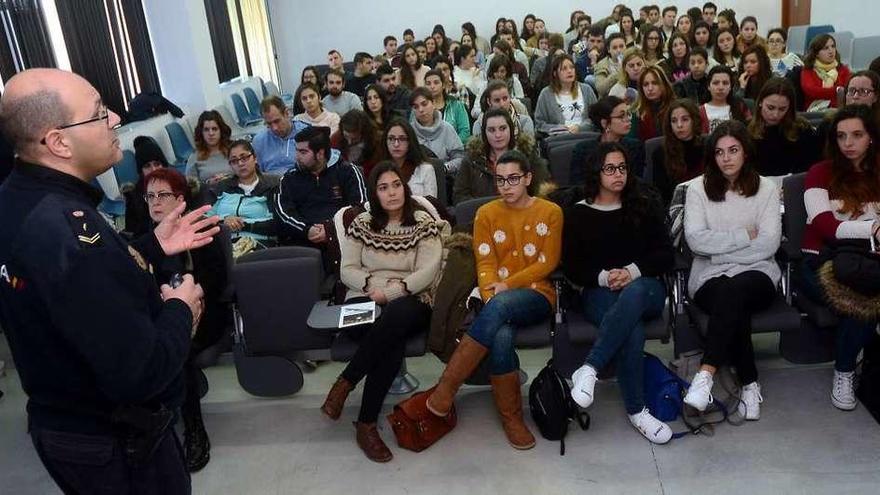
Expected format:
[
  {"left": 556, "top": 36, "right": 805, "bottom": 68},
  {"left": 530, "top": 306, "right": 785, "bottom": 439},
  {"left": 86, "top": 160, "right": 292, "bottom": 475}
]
[
  {"left": 355, "top": 422, "right": 393, "bottom": 463},
  {"left": 490, "top": 371, "right": 536, "bottom": 450},
  {"left": 321, "top": 376, "right": 353, "bottom": 420},
  {"left": 426, "top": 335, "right": 489, "bottom": 417}
]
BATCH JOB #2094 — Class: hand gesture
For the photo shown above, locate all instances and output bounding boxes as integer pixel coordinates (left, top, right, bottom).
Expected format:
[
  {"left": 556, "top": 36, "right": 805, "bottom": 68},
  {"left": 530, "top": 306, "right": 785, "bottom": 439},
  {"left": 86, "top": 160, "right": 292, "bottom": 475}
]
[
  {"left": 154, "top": 203, "right": 221, "bottom": 256},
  {"left": 607, "top": 268, "right": 633, "bottom": 291},
  {"left": 739, "top": 72, "right": 750, "bottom": 89}
]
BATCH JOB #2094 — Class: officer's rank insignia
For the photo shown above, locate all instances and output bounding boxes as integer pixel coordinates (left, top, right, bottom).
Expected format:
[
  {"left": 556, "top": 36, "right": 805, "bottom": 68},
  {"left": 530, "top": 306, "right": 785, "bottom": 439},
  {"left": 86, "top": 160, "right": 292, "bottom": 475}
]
[
  {"left": 128, "top": 246, "right": 153, "bottom": 273},
  {"left": 66, "top": 209, "right": 103, "bottom": 248}
]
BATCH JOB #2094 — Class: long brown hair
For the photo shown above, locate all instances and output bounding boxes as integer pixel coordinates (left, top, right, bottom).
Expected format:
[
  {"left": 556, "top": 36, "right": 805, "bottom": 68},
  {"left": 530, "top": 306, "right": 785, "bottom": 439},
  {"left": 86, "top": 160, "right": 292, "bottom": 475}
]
[
  {"left": 398, "top": 44, "right": 421, "bottom": 89},
  {"left": 636, "top": 66, "right": 674, "bottom": 120},
  {"left": 663, "top": 99, "right": 704, "bottom": 182},
  {"left": 748, "top": 77, "right": 808, "bottom": 142},
  {"left": 194, "top": 110, "right": 231, "bottom": 160},
  {"left": 827, "top": 105, "right": 880, "bottom": 217},
  {"left": 738, "top": 45, "right": 772, "bottom": 100},
  {"left": 703, "top": 120, "right": 760, "bottom": 201},
  {"left": 549, "top": 54, "right": 580, "bottom": 99},
  {"left": 803, "top": 33, "right": 840, "bottom": 69}
]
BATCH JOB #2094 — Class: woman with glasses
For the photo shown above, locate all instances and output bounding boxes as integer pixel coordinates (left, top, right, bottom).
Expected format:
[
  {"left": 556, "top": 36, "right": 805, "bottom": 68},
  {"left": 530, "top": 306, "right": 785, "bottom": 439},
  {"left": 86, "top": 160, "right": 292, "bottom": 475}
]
[
  {"left": 570, "top": 95, "right": 645, "bottom": 185},
  {"left": 186, "top": 110, "right": 233, "bottom": 185},
  {"left": 144, "top": 167, "right": 230, "bottom": 472},
  {"left": 682, "top": 121, "right": 782, "bottom": 422},
  {"left": 800, "top": 34, "right": 852, "bottom": 111},
  {"left": 640, "top": 26, "right": 665, "bottom": 66},
  {"left": 653, "top": 99, "right": 706, "bottom": 205},
  {"left": 427, "top": 149, "right": 562, "bottom": 451},
  {"left": 565, "top": 141, "right": 675, "bottom": 444},
  {"left": 205, "top": 139, "right": 279, "bottom": 248},
  {"left": 454, "top": 108, "right": 548, "bottom": 203},
  {"left": 124, "top": 136, "right": 169, "bottom": 238},
  {"left": 766, "top": 28, "right": 803, "bottom": 77},
  {"left": 382, "top": 118, "right": 437, "bottom": 198}
]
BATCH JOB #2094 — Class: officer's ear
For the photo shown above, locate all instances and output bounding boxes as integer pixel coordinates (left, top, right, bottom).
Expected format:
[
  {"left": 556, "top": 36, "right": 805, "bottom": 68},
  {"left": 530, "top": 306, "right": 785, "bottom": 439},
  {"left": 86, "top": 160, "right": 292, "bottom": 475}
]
[{"left": 41, "top": 129, "right": 75, "bottom": 160}]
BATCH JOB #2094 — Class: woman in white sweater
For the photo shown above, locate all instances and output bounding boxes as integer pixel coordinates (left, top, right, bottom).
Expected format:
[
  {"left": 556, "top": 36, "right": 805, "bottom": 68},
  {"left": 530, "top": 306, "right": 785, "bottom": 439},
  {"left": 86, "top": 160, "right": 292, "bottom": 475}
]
[{"left": 683, "top": 120, "right": 782, "bottom": 421}]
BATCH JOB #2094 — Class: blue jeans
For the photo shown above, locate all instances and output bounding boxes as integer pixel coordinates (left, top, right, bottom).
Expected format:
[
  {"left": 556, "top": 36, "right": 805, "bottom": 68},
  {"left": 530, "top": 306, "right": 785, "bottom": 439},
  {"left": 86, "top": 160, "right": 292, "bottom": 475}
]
[
  {"left": 467, "top": 288, "right": 552, "bottom": 375},
  {"left": 799, "top": 257, "right": 877, "bottom": 372},
  {"left": 583, "top": 277, "right": 666, "bottom": 414}
]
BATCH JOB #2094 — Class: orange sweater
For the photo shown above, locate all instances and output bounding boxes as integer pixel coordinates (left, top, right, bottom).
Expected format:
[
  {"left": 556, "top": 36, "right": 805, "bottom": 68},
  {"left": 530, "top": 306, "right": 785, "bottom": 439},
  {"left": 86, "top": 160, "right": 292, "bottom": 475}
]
[{"left": 473, "top": 198, "right": 563, "bottom": 305}]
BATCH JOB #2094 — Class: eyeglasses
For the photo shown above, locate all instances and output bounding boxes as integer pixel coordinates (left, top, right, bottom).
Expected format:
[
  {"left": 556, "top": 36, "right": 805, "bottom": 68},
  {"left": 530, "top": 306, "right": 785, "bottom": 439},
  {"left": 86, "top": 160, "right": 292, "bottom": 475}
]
[
  {"left": 611, "top": 112, "right": 633, "bottom": 121},
  {"left": 143, "top": 192, "right": 177, "bottom": 203},
  {"left": 40, "top": 104, "right": 111, "bottom": 145},
  {"left": 386, "top": 136, "right": 409, "bottom": 144},
  {"left": 646, "top": 36, "right": 661, "bottom": 41},
  {"left": 847, "top": 88, "right": 876, "bottom": 97},
  {"left": 601, "top": 164, "right": 628, "bottom": 175},
  {"left": 767, "top": 39, "right": 785, "bottom": 45},
  {"left": 494, "top": 173, "right": 526, "bottom": 187},
  {"left": 229, "top": 153, "right": 253, "bottom": 166}
]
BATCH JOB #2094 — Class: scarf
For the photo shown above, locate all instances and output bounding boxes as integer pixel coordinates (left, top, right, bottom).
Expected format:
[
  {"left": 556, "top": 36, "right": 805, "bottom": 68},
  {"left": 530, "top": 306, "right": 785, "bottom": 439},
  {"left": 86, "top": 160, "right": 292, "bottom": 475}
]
[
  {"left": 507, "top": 104, "right": 523, "bottom": 139},
  {"left": 813, "top": 59, "right": 839, "bottom": 88}
]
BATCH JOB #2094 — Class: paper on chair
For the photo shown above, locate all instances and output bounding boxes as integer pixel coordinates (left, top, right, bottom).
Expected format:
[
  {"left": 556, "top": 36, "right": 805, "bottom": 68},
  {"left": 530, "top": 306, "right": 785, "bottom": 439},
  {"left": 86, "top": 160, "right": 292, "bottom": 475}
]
[{"left": 338, "top": 301, "right": 377, "bottom": 328}]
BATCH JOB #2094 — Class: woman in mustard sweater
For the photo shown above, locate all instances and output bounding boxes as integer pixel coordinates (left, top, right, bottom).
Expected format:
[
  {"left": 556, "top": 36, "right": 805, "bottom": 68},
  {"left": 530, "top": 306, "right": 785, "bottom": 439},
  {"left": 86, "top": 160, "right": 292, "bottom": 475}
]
[{"left": 426, "top": 149, "right": 562, "bottom": 450}]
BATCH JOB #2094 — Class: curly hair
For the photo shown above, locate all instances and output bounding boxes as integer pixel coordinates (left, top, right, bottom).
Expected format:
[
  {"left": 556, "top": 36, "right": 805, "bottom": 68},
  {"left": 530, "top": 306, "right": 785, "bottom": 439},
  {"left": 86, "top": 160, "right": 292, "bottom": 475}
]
[
  {"left": 826, "top": 105, "right": 880, "bottom": 217},
  {"left": 193, "top": 110, "right": 232, "bottom": 160},
  {"left": 662, "top": 98, "right": 705, "bottom": 182}
]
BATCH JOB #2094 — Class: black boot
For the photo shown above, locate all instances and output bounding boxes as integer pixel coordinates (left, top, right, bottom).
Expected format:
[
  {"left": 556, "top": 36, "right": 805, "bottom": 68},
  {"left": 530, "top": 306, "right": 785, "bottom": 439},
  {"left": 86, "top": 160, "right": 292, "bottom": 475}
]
[{"left": 182, "top": 386, "right": 211, "bottom": 472}]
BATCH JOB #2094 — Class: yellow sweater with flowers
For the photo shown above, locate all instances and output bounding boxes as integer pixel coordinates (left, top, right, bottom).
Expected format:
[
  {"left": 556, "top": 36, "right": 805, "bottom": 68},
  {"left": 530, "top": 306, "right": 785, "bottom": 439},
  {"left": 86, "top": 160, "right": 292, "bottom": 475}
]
[{"left": 473, "top": 198, "right": 563, "bottom": 305}]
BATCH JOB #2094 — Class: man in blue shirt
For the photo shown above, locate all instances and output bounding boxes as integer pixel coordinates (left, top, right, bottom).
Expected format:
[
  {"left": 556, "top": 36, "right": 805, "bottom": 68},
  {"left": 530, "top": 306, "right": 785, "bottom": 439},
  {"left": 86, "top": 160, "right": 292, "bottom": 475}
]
[{"left": 251, "top": 96, "right": 309, "bottom": 175}]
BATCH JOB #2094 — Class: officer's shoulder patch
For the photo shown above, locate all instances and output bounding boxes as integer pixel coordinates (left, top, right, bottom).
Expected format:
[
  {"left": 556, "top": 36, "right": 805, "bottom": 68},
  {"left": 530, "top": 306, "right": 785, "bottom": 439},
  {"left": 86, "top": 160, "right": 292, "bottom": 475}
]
[{"left": 64, "top": 209, "right": 104, "bottom": 249}]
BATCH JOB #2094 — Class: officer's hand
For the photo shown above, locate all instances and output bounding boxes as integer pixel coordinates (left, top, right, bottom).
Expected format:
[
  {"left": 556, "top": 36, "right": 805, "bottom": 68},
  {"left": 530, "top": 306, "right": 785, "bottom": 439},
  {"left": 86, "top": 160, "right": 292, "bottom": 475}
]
[
  {"left": 155, "top": 203, "right": 221, "bottom": 255},
  {"left": 161, "top": 274, "right": 205, "bottom": 326}
]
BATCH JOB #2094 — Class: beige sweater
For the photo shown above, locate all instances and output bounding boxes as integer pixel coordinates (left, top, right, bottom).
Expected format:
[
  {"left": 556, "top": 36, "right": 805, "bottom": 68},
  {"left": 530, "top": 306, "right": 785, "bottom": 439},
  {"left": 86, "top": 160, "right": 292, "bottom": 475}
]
[{"left": 339, "top": 209, "right": 444, "bottom": 303}]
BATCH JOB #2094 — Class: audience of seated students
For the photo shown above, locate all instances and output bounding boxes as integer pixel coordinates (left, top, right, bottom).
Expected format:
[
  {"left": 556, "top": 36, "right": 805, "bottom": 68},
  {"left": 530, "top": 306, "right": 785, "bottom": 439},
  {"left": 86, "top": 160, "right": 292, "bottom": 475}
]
[
  {"left": 799, "top": 104, "right": 880, "bottom": 412},
  {"left": 364, "top": 84, "right": 392, "bottom": 130},
  {"left": 492, "top": 30, "right": 531, "bottom": 78},
  {"left": 455, "top": 108, "right": 548, "bottom": 203},
  {"left": 143, "top": 167, "right": 229, "bottom": 472},
  {"left": 408, "top": 87, "right": 465, "bottom": 173},
  {"left": 275, "top": 126, "right": 367, "bottom": 249},
  {"left": 595, "top": 33, "right": 627, "bottom": 96},
  {"left": 691, "top": 20, "right": 714, "bottom": 54},
  {"left": 564, "top": 141, "right": 675, "bottom": 444},
  {"left": 639, "top": 26, "right": 665, "bottom": 66},
  {"left": 424, "top": 69, "right": 470, "bottom": 144},
  {"left": 427, "top": 149, "right": 562, "bottom": 450},
  {"left": 713, "top": 28, "right": 741, "bottom": 73},
  {"left": 737, "top": 45, "right": 772, "bottom": 101},
  {"left": 375, "top": 36, "right": 401, "bottom": 69},
  {"left": 659, "top": 33, "right": 691, "bottom": 84},
  {"left": 736, "top": 16, "right": 766, "bottom": 54},
  {"left": 185, "top": 110, "right": 232, "bottom": 185},
  {"left": 766, "top": 28, "right": 802, "bottom": 77},
  {"left": 124, "top": 136, "right": 169, "bottom": 237},
  {"left": 295, "top": 82, "right": 342, "bottom": 135},
  {"left": 330, "top": 110, "right": 384, "bottom": 176},
  {"left": 253, "top": 95, "right": 310, "bottom": 175},
  {"left": 345, "top": 53, "right": 378, "bottom": 99},
  {"left": 653, "top": 99, "right": 706, "bottom": 205},
  {"left": 701, "top": 65, "right": 752, "bottom": 134},
  {"left": 206, "top": 139, "right": 279, "bottom": 248},
  {"left": 376, "top": 64, "right": 411, "bottom": 118},
  {"left": 400, "top": 43, "right": 431, "bottom": 89},
  {"left": 609, "top": 47, "right": 646, "bottom": 99},
  {"left": 473, "top": 80, "right": 535, "bottom": 138},
  {"left": 573, "top": 27, "right": 607, "bottom": 85},
  {"left": 635, "top": 66, "right": 675, "bottom": 140},
  {"left": 570, "top": 96, "right": 645, "bottom": 185},
  {"left": 535, "top": 54, "right": 599, "bottom": 134},
  {"left": 682, "top": 120, "right": 782, "bottom": 422},
  {"left": 800, "top": 34, "right": 852, "bottom": 111},
  {"left": 717, "top": 9, "right": 739, "bottom": 37},
  {"left": 322, "top": 161, "right": 447, "bottom": 462},
  {"left": 675, "top": 47, "right": 712, "bottom": 104},
  {"left": 461, "top": 21, "right": 491, "bottom": 59},
  {"left": 478, "top": 53, "right": 526, "bottom": 112},
  {"left": 748, "top": 78, "right": 819, "bottom": 177},
  {"left": 525, "top": 17, "right": 547, "bottom": 48},
  {"left": 381, "top": 118, "right": 438, "bottom": 197}
]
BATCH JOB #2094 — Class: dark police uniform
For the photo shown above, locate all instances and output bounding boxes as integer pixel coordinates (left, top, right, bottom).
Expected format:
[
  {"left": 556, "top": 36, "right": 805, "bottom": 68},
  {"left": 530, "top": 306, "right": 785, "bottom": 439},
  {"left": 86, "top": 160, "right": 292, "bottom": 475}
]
[{"left": 0, "top": 161, "right": 192, "bottom": 494}]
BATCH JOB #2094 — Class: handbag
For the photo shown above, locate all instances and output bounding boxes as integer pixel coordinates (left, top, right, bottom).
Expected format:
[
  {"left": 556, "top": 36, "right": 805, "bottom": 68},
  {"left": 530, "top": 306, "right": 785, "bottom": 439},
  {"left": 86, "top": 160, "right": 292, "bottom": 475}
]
[
  {"left": 386, "top": 386, "right": 457, "bottom": 452},
  {"left": 817, "top": 239, "right": 880, "bottom": 321}
]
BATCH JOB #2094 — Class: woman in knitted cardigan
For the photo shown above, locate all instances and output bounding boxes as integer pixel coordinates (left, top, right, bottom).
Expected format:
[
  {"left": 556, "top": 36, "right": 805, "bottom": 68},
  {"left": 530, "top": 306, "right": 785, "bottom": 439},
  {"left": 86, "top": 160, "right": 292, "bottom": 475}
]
[{"left": 321, "top": 161, "right": 446, "bottom": 463}]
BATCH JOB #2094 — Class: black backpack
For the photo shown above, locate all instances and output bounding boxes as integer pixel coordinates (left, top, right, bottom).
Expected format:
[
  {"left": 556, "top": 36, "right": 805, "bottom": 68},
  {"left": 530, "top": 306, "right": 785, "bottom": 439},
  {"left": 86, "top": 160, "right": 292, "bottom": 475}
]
[{"left": 528, "top": 359, "right": 590, "bottom": 455}]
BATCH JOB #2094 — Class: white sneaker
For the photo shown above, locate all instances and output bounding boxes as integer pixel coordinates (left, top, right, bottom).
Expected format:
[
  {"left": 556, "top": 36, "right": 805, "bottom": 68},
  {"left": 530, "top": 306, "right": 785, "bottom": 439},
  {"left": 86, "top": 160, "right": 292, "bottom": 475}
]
[
  {"left": 683, "top": 370, "right": 714, "bottom": 411},
  {"left": 831, "top": 370, "right": 857, "bottom": 411},
  {"left": 629, "top": 407, "right": 673, "bottom": 444},
  {"left": 570, "top": 364, "right": 598, "bottom": 408},
  {"left": 737, "top": 382, "right": 763, "bottom": 420}
]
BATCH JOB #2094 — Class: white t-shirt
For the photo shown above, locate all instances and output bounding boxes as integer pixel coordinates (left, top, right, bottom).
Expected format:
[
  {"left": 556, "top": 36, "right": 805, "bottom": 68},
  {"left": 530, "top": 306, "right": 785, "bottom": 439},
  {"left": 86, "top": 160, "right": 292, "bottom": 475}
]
[
  {"left": 555, "top": 92, "right": 583, "bottom": 127},
  {"left": 239, "top": 178, "right": 259, "bottom": 195},
  {"left": 703, "top": 104, "right": 731, "bottom": 133}
]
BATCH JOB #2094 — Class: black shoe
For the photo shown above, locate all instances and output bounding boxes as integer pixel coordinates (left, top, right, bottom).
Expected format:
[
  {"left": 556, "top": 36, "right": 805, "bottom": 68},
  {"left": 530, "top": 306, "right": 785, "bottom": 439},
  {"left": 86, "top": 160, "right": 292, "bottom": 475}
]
[{"left": 184, "top": 416, "right": 211, "bottom": 472}]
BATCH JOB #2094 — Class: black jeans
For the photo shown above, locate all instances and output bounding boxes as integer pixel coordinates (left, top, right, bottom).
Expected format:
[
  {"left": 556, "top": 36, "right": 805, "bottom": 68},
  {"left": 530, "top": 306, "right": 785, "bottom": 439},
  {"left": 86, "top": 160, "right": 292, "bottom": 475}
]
[
  {"left": 30, "top": 427, "right": 190, "bottom": 495},
  {"left": 694, "top": 271, "right": 776, "bottom": 384},
  {"left": 341, "top": 295, "right": 430, "bottom": 422}
]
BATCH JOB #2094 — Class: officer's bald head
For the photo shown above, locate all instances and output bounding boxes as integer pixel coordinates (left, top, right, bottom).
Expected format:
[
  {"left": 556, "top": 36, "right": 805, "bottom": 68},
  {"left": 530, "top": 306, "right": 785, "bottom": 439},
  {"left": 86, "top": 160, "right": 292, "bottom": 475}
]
[{"left": 0, "top": 69, "right": 77, "bottom": 155}]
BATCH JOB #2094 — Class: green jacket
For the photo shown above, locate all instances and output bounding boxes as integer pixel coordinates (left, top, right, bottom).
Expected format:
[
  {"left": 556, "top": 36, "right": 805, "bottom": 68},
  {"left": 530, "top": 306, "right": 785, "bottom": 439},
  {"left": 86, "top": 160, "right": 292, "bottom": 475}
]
[{"left": 441, "top": 97, "right": 472, "bottom": 144}]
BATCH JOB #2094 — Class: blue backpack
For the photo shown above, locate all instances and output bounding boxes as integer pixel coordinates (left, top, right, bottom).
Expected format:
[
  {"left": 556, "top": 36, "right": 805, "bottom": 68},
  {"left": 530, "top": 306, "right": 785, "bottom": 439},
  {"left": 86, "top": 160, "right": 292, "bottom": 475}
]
[{"left": 643, "top": 352, "right": 690, "bottom": 423}]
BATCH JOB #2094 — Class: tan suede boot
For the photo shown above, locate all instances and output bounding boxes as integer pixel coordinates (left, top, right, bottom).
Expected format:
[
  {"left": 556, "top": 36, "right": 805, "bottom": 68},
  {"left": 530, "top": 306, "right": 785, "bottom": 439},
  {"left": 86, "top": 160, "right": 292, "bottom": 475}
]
[
  {"left": 321, "top": 376, "right": 354, "bottom": 420},
  {"left": 426, "top": 335, "right": 489, "bottom": 417},
  {"left": 490, "top": 371, "right": 536, "bottom": 450}
]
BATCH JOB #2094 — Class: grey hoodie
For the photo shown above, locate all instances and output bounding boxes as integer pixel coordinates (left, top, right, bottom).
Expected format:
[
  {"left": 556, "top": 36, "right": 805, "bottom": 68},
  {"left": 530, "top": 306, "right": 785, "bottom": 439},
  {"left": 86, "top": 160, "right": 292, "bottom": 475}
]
[
  {"left": 411, "top": 111, "right": 465, "bottom": 173},
  {"left": 322, "top": 91, "right": 363, "bottom": 117}
]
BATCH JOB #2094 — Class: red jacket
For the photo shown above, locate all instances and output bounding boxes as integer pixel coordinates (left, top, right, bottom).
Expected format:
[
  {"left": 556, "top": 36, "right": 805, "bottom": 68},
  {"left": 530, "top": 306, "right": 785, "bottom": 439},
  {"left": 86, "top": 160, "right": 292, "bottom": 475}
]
[{"left": 800, "top": 65, "right": 851, "bottom": 111}]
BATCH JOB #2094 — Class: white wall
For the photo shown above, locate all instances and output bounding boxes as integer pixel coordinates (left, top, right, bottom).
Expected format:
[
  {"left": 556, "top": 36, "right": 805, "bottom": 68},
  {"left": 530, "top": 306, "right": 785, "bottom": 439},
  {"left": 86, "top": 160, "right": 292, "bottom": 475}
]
[
  {"left": 267, "top": 0, "right": 781, "bottom": 92},
  {"left": 811, "top": 0, "right": 875, "bottom": 36}
]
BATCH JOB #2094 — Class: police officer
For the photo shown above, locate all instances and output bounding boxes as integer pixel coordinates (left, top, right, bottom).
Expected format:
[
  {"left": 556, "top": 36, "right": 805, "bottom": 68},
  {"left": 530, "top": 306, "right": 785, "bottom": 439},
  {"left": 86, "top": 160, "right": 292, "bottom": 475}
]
[{"left": 0, "top": 68, "right": 220, "bottom": 494}]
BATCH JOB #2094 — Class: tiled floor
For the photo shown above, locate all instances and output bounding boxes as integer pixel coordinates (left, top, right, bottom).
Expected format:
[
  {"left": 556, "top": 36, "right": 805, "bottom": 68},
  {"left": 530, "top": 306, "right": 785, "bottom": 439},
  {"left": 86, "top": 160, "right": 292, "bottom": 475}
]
[{"left": 1, "top": 335, "right": 880, "bottom": 494}]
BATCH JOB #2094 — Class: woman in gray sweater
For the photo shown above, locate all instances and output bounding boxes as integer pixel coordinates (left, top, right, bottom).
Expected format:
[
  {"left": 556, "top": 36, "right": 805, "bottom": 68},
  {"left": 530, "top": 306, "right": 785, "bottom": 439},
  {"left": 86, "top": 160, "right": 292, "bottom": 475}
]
[
  {"left": 409, "top": 87, "right": 465, "bottom": 173},
  {"left": 682, "top": 120, "right": 781, "bottom": 422},
  {"left": 186, "top": 110, "right": 232, "bottom": 184},
  {"left": 534, "top": 54, "right": 598, "bottom": 134}
]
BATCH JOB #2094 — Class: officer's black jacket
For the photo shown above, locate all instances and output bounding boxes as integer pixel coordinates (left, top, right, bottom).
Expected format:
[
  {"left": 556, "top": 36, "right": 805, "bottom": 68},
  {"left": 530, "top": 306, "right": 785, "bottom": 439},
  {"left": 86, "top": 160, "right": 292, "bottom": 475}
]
[{"left": 0, "top": 161, "right": 193, "bottom": 434}]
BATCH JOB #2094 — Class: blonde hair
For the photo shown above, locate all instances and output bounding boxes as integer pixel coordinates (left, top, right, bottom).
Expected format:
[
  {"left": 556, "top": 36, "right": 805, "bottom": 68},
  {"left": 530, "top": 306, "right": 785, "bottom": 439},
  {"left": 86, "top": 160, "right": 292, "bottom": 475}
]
[{"left": 617, "top": 47, "right": 646, "bottom": 86}]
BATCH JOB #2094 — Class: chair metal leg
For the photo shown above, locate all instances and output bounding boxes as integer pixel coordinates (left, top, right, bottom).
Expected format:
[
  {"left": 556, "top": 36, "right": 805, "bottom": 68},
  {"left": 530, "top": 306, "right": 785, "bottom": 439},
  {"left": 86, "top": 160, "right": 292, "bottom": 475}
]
[{"left": 389, "top": 359, "right": 419, "bottom": 395}]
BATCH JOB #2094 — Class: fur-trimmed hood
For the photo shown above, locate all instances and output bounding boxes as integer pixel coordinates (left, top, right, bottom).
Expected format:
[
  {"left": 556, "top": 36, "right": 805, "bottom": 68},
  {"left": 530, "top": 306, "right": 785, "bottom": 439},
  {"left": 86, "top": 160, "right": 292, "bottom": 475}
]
[
  {"left": 818, "top": 260, "right": 880, "bottom": 322},
  {"left": 464, "top": 132, "right": 537, "bottom": 166}
]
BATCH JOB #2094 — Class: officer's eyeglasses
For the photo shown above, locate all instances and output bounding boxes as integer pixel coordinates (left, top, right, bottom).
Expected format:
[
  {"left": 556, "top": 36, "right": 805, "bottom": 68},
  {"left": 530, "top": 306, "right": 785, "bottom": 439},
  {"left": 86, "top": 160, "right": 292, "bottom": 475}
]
[
  {"left": 229, "top": 153, "right": 253, "bottom": 166},
  {"left": 601, "top": 164, "right": 628, "bottom": 176},
  {"left": 494, "top": 173, "right": 526, "bottom": 187},
  {"left": 39, "top": 105, "right": 112, "bottom": 145},
  {"left": 847, "top": 87, "right": 876, "bottom": 97},
  {"left": 144, "top": 191, "right": 177, "bottom": 203}
]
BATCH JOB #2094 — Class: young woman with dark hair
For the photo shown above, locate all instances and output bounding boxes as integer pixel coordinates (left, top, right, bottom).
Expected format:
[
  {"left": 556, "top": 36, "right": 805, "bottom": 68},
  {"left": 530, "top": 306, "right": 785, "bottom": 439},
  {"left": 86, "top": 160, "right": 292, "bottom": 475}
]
[
  {"left": 570, "top": 95, "right": 645, "bottom": 185},
  {"left": 472, "top": 80, "right": 535, "bottom": 139},
  {"left": 736, "top": 16, "right": 766, "bottom": 54},
  {"left": 295, "top": 66, "right": 322, "bottom": 114},
  {"left": 424, "top": 69, "right": 470, "bottom": 144},
  {"left": 682, "top": 120, "right": 782, "bottom": 421},
  {"left": 716, "top": 9, "right": 739, "bottom": 37},
  {"left": 329, "top": 110, "right": 384, "bottom": 177},
  {"left": 691, "top": 20, "right": 714, "bottom": 54},
  {"left": 801, "top": 34, "right": 852, "bottom": 111},
  {"left": 381, "top": 118, "right": 437, "bottom": 197},
  {"left": 535, "top": 54, "right": 599, "bottom": 133},
  {"left": 424, "top": 37, "right": 441, "bottom": 68},
  {"left": 748, "top": 78, "right": 819, "bottom": 176},
  {"left": 187, "top": 110, "right": 232, "bottom": 184},
  {"left": 294, "top": 82, "right": 341, "bottom": 134},
  {"left": 398, "top": 44, "right": 430, "bottom": 89},
  {"left": 322, "top": 161, "right": 446, "bottom": 462},
  {"left": 617, "top": 10, "right": 640, "bottom": 47},
  {"left": 462, "top": 21, "right": 490, "bottom": 55},
  {"left": 640, "top": 26, "right": 665, "bottom": 66},
  {"left": 676, "top": 14, "right": 693, "bottom": 39},
  {"left": 521, "top": 14, "right": 537, "bottom": 42},
  {"left": 565, "top": 141, "right": 675, "bottom": 444},
  {"left": 658, "top": 33, "right": 692, "bottom": 83},
  {"left": 737, "top": 45, "right": 773, "bottom": 101},
  {"left": 635, "top": 66, "right": 675, "bottom": 140},
  {"left": 364, "top": 84, "right": 391, "bottom": 130},
  {"left": 653, "top": 98, "right": 705, "bottom": 205},
  {"left": 700, "top": 65, "right": 751, "bottom": 134},
  {"left": 459, "top": 33, "right": 486, "bottom": 69},
  {"left": 766, "top": 28, "right": 803, "bottom": 77},
  {"left": 713, "top": 28, "right": 741, "bottom": 73},
  {"left": 799, "top": 105, "right": 880, "bottom": 412}
]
